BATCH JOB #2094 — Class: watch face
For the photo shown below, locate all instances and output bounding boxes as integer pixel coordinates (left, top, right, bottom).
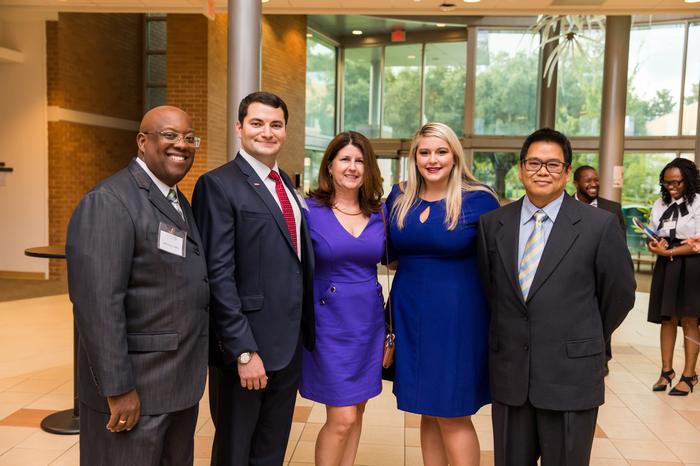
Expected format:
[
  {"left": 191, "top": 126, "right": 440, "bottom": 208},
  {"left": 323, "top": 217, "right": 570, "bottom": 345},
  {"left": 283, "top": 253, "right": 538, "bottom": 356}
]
[{"left": 239, "top": 352, "right": 251, "bottom": 364}]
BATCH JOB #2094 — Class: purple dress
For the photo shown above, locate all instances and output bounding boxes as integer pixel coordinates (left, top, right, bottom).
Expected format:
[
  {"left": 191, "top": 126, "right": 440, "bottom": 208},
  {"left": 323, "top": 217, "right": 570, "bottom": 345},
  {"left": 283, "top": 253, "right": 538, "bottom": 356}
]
[{"left": 300, "top": 198, "right": 385, "bottom": 406}]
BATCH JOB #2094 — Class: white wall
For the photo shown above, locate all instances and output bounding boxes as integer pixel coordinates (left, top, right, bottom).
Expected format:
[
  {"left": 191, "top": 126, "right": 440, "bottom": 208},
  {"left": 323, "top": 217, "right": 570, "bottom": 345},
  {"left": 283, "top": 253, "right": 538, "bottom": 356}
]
[{"left": 0, "top": 18, "right": 48, "bottom": 276}]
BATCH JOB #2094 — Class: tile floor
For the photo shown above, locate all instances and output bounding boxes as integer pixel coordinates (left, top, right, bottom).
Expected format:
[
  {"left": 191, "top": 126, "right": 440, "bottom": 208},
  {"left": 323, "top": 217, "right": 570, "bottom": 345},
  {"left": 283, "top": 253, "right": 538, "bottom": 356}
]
[{"left": 0, "top": 292, "right": 699, "bottom": 465}]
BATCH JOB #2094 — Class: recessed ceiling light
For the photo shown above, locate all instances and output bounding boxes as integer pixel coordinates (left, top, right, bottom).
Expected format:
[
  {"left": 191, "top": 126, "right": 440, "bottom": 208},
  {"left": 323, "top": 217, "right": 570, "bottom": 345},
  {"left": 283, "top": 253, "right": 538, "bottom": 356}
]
[
  {"left": 306, "top": 33, "right": 313, "bottom": 38},
  {"left": 436, "top": 23, "right": 446, "bottom": 27},
  {"left": 407, "top": 55, "right": 416, "bottom": 59},
  {"left": 439, "top": 3, "right": 457, "bottom": 11},
  {"left": 464, "top": 0, "right": 481, "bottom": 3},
  {"left": 684, "top": 0, "right": 700, "bottom": 3},
  {"left": 352, "top": 30, "right": 363, "bottom": 35},
  {"left": 261, "top": 0, "right": 270, "bottom": 3}
]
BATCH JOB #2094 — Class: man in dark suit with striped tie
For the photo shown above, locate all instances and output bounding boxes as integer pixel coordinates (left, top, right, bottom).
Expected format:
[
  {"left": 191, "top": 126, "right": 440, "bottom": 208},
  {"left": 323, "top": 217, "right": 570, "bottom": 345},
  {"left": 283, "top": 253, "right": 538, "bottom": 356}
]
[
  {"left": 477, "top": 128, "right": 636, "bottom": 466},
  {"left": 192, "top": 92, "right": 315, "bottom": 466}
]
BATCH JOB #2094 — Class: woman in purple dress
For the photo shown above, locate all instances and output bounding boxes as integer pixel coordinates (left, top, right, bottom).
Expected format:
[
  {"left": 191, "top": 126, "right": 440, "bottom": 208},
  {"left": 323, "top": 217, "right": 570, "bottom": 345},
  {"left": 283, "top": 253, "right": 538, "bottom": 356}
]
[{"left": 300, "top": 131, "right": 385, "bottom": 466}]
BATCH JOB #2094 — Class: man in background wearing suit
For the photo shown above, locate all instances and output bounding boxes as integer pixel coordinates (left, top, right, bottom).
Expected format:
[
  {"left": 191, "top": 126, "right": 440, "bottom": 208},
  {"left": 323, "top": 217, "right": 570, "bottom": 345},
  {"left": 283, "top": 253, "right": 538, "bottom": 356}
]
[
  {"left": 192, "top": 92, "right": 315, "bottom": 466},
  {"left": 66, "top": 106, "right": 210, "bottom": 466},
  {"left": 477, "top": 128, "right": 636, "bottom": 466},
  {"left": 573, "top": 165, "right": 627, "bottom": 375}
]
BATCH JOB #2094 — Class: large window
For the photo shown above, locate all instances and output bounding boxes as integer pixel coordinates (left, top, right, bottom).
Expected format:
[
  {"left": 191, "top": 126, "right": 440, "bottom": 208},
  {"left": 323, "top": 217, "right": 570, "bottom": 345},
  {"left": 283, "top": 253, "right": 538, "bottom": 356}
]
[
  {"left": 556, "top": 29, "right": 605, "bottom": 136},
  {"left": 304, "top": 33, "right": 337, "bottom": 191},
  {"left": 475, "top": 29, "right": 539, "bottom": 135},
  {"left": 472, "top": 152, "right": 521, "bottom": 201},
  {"left": 423, "top": 41, "right": 467, "bottom": 134},
  {"left": 382, "top": 44, "right": 422, "bottom": 139},
  {"left": 343, "top": 47, "right": 382, "bottom": 138},
  {"left": 626, "top": 24, "right": 685, "bottom": 136},
  {"left": 683, "top": 22, "right": 700, "bottom": 136}
]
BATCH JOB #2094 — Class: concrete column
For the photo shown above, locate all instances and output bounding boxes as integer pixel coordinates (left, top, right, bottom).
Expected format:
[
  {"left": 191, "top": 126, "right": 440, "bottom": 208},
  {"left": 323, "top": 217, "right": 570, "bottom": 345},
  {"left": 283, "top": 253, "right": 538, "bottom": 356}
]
[
  {"left": 227, "top": 0, "right": 262, "bottom": 160},
  {"left": 464, "top": 26, "right": 477, "bottom": 168},
  {"left": 598, "top": 16, "right": 631, "bottom": 202},
  {"left": 538, "top": 26, "right": 559, "bottom": 129}
]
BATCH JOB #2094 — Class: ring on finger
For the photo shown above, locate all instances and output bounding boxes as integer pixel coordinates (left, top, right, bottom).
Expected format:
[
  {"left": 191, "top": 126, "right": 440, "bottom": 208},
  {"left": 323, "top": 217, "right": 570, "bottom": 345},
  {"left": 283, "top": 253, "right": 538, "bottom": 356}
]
[{"left": 118, "top": 419, "right": 127, "bottom": 424}]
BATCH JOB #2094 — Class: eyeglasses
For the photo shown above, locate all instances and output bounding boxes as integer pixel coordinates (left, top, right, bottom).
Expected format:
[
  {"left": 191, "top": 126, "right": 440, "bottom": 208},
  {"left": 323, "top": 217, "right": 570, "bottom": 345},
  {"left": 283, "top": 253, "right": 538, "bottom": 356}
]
[
  {"left": 142, "top": 131, "right": 201, "bottom": 148},
  {"left": 521, "top": 158, "right": 569, "bottom": 175},
  {"left": 661, "top": 180, "right": 683, "bottom": 188}
]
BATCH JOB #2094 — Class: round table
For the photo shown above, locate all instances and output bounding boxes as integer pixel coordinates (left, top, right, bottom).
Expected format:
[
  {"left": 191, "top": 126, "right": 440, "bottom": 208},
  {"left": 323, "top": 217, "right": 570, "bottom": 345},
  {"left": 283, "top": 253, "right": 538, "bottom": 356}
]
[{"left": 24, "top": 245, "right": 79, "bottom": 435}]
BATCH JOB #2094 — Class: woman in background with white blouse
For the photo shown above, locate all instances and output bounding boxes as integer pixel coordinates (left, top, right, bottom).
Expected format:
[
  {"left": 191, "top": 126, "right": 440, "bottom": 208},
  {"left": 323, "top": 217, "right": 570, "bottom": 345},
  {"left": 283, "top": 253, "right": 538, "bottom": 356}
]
[{"left": 647, "top": 158, "right": 700, "bottom": 396}]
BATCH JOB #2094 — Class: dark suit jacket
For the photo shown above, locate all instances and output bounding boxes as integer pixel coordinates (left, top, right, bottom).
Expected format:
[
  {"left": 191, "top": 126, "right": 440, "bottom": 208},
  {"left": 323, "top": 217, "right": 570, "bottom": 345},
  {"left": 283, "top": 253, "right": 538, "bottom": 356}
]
[
  {"left": 66, "top": 159, "right": 210, "bottom": 415},
  {"left": 192, "top": 154, "right": 315, "bottom": 371},
  {"left": 477, "top": 194, "right": 635, "bottom": 411},
  {"left": 597, "top": 196, "right": 626, "bottom": 239}
]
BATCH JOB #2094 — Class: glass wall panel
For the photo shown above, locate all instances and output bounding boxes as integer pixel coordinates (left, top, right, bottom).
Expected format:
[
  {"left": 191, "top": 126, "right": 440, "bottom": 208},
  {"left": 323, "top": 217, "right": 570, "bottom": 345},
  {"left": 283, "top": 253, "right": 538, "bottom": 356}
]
[
  {"left": 626, "top": 24, "right": 685, "bottom": 136},
  {"left": 382, "top": 43, "right": 422, "bottom": 138},
  {"left": 556, "top": 29, "right": 605, "bottom": 136},
  {"left": 343, "top": 47, "right": 382, "bottom": 138},
  {"left": 378, "top": 157, "right": 401, "bottom": 198},
  {"left": 472, "top": 152, "right": 521, "bottom": 201},
  {"left": 423, "top": 41, "right": 467, "bottom": 135},
  {"left": 682, "top": 23, "right": 699, "bottom": 136},
  {"left": 305, "top": 36, "right": 336, "bottom": 146},
  {"left": 475, "top": 30, "right": 539, "bottom": 135},
  {"left": 303, "top": 149, "right": 324, "bottom": 192}
]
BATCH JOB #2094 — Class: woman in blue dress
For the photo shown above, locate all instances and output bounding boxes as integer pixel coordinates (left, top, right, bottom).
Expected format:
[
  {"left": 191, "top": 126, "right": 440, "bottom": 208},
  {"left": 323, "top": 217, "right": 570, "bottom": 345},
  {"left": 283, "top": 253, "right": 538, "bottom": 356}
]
[
  {"left": 299, "top": 131, "right": 386, "bottom": 466},
  {"left": 386, "top": 122, "right": 499, "bottom": 466}
]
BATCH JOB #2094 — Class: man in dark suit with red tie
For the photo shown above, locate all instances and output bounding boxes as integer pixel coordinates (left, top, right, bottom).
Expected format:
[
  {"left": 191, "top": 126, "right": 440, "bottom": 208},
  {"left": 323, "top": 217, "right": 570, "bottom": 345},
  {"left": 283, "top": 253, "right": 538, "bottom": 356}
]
[
  {"left": 192, "top": 92, "right": 315, "bottom": 466},
  {"left": 573, "top": 165, "right": 627, "bottom": 375}
]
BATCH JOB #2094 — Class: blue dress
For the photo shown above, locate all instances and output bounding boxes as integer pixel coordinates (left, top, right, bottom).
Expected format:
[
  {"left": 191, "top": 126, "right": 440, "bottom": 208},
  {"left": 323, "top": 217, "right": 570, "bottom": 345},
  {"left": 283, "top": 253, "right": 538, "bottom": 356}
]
[
  {"left": 385, "top": 185, "right": 499, "bottom": 417},
  {"left": 299, "top": 198, "right": 386, "bottom": 406}
]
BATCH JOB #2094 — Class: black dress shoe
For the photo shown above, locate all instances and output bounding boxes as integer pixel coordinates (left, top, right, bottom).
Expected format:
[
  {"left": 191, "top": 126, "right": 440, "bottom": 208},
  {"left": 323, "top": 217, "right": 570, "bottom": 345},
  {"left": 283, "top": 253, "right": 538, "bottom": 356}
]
[
  {"left": 604, "top": 362, "right": 610, "bottom": 377},
  {"left": 669, "top": 374, "right": 698, "bottom": 396}
]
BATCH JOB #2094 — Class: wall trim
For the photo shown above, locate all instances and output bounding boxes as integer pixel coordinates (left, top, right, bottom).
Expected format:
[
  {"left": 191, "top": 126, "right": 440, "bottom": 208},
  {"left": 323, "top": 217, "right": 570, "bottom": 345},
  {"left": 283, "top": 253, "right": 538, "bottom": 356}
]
[
  {"left": 47, "top": 106, "right": 140, "bottom": 131},
  {"left": 0, "top": 271, "right": 46, "bottom": 280}
]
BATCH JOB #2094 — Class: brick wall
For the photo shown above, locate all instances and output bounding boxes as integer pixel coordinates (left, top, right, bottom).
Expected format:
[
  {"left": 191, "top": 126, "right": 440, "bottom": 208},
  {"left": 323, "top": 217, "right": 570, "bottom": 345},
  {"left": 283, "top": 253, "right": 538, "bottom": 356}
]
[
  {"left": 47, "top": 14, "right": 142, "bottom": 279},
  {"left": 262, "top": 15, "right": 307, "bottom": 186}
]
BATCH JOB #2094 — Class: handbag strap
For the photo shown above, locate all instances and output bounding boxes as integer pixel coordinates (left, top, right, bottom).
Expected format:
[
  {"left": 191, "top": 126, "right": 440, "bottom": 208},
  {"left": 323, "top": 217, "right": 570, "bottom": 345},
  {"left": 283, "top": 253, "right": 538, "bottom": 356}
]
[{"left": 379, "top": 207, "right": 393, "bottom": 333}]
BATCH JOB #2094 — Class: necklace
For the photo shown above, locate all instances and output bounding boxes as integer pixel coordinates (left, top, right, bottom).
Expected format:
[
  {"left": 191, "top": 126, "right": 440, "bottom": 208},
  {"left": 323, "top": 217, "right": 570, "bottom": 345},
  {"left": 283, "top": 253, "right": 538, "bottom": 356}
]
[{"left": 332, "top": 204, "right": 363, "bottom": 216}]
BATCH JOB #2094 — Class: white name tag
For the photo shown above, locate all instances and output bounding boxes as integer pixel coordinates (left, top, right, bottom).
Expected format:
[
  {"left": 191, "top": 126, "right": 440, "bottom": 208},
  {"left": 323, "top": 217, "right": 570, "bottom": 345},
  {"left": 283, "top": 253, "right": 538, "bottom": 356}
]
[
  {"left": 157, "top": 222, "right": 187, "bottom": 257},
  {"left": 664, "top": 220, "right": 677, "bottom": 230}
]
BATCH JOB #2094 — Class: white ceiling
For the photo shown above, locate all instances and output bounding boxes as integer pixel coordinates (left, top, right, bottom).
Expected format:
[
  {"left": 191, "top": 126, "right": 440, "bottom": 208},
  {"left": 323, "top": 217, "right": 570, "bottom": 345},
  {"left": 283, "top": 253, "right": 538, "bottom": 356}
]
[{"left": 0, "top": 0, "right": 698, "bottom": 15}]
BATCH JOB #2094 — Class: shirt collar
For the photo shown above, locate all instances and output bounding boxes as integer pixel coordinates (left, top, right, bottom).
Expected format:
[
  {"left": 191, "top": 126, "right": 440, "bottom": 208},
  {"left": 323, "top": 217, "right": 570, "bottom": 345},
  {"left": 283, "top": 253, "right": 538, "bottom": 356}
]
[
  {"left": 521, "top": 191, "right": 565, "bottom": 225},
  {"left": 574, "top": 192, "right": 598, "bottom": 207},
  {"left": 239, "top": 148, "right": 280, "bottom": 182},
  {"left": 135, "top": 156, "right": 174, "bottom": 198}
]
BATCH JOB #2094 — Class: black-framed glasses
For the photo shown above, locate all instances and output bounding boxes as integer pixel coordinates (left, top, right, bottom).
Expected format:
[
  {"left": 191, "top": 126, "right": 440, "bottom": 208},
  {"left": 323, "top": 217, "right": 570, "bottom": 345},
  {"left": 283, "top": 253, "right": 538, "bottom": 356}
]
[
  {"left": 522, "top": 158, "right": 569, "bottom": 175},
  {"left": 661, "top": 180, "right": 683, "bottom": 188},
  {"left": 142, "top": 130, "right": 201, "bottom": 149}
]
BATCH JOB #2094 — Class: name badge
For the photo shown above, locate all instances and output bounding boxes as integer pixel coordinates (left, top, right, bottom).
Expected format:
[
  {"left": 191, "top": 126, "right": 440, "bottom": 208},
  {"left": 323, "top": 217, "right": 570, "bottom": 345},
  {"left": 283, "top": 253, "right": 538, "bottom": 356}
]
[
  {"left": 664, "top": 220, "right": 677, "bottom": 230},
  {"left": 157, "top": 222, "right": 187, "bottom": 257}
]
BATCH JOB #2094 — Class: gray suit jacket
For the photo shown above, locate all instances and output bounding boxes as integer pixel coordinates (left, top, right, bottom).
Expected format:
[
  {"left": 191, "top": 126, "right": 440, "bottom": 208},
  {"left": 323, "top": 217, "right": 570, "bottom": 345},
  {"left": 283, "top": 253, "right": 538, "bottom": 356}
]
[
  {"left": 66, "top": 159, "right": 210, "bottom": 415},
  {"left": 477, "top": 194, "right": 636, "bottom": 411}
]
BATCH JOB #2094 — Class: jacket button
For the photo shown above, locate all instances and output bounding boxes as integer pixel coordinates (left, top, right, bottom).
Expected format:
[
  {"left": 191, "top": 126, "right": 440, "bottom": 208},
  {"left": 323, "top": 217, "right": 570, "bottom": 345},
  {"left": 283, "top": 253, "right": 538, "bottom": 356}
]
[
  {"left": 320, "top": 299, "right": 326, "bottom": 305},
  {"left": 523, "top": 345, "right": 529, "bottom": 351},
  {"left": 330, "top": 286, "right": 336, "bottom": 293},
  {"left": 203, "top": 277, "right": 209, "bottom": 283},
  {"left": 204, "top": 306, "right": 209, "bottom": 313},
  {"left": 523, "top": 315, "right": 528, "bottom": 321},
  {"left": 194, "top": 247, "right": 200, "bottom": 255}
]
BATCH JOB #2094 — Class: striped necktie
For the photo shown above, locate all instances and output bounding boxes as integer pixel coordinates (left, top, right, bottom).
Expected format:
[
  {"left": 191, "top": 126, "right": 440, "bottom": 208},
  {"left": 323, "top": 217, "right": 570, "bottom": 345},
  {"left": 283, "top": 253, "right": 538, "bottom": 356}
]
[
  {"left": 519, "top": 210, "right": 547, "bottom": 300},
  {"left": 167, "top": 188, "right": 184, "bottom": 220}
]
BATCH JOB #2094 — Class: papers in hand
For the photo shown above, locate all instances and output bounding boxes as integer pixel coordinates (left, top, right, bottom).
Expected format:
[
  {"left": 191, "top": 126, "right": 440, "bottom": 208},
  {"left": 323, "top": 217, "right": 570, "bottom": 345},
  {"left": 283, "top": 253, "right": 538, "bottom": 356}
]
[{"left": 632, "top": 217, "right": 659, "bottom": 241}]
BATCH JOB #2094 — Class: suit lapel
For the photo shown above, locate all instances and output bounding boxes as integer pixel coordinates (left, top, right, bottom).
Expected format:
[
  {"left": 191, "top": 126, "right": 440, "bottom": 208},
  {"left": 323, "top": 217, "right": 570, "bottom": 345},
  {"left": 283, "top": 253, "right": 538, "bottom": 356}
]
[
  {"left": 525, "top": 195, "right": 581, "bottom": 302},
  {"left": 129, "top": 159, "right": 188, "bottom": 231},
  {"left": 495, "top": 200, "right": 525, "bottom": 306},
  {"left": 178, "top": 192, "right": 203, "bottom": 246},
  {"left": 235, "top": 155, "right": 298, "bottom": 258}
]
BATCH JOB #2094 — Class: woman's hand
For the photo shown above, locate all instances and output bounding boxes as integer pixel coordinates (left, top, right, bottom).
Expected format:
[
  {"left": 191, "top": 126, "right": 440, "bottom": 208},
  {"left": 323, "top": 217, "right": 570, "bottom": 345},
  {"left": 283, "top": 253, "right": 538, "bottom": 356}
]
[
  {"left": 682, "top": 236, "right": 700, "bottom": 253},
  {"left": 648, "top": 238, "right": 670, "bottom": 256}
]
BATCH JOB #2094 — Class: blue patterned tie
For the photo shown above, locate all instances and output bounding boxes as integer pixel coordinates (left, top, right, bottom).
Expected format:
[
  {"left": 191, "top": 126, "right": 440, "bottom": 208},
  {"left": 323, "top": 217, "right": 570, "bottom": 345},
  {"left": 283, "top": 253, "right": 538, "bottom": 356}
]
[{"left": 519, "top": 210, "right": 547, "bottom": 300}]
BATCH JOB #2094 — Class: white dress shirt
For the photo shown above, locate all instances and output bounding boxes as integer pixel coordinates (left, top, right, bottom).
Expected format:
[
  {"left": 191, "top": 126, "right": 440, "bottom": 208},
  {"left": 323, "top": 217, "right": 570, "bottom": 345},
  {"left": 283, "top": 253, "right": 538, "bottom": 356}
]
[
  {"left": 574, "top": 192, "right": 598, "bottom": 207},
  {"left": 238, "top": 149, "right": 301, "bottom": 258}
]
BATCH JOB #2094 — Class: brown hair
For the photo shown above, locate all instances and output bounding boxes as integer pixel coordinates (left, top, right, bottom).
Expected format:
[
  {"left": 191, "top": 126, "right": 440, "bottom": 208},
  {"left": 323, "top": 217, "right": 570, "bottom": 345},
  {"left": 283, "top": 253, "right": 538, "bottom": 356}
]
[{"left": 308, "top": 131, "right": 383, "bottom": 216}]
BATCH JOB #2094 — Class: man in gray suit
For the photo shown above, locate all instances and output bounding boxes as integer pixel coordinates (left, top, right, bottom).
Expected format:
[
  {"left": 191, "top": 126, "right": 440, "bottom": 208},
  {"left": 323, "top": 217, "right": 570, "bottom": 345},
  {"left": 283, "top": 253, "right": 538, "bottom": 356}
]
[
  {"left": 477, "top": 128, "right": 636, "bottom": 465},
  {"left": 66, "top": 106, "right": 209, "bottom": 466}
]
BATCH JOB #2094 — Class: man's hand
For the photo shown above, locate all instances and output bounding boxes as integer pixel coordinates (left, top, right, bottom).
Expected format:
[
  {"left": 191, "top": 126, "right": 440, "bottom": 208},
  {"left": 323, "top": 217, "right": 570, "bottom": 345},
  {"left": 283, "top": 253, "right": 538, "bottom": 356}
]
[
  {"left": 106, "top": 389, "right": 141, "bottom": 432},
  {"left": 238, "top": 353, "right": 267, "bottom": 390}
]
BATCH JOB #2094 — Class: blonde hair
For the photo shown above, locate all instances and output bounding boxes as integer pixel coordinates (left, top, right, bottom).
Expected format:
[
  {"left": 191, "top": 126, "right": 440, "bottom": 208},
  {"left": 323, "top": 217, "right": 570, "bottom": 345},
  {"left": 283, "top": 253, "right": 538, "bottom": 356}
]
[{"left": 393, "top": 122, "right": 495, "bottom": 230}]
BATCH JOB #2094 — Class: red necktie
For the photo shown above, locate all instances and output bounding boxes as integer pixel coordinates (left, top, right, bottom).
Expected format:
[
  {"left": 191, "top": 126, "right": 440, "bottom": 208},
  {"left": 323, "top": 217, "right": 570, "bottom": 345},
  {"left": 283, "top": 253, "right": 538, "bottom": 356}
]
[{"left": 268, "top": 170, "right": 298, "bottom": 254}]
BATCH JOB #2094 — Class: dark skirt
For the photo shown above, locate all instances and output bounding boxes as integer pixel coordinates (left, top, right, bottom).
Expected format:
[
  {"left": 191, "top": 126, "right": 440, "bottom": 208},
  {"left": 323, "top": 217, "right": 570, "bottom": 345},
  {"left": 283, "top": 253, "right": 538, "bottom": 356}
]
[{"left": 647, "top": 250, "right": 700, "bottom": 323}]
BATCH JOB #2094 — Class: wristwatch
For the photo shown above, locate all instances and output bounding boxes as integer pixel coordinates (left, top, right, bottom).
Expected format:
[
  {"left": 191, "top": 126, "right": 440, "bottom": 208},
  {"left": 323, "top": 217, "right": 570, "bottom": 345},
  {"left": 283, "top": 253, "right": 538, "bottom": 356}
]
[{"left": 238, "top": 352, "right": 253, "bottom": 364}]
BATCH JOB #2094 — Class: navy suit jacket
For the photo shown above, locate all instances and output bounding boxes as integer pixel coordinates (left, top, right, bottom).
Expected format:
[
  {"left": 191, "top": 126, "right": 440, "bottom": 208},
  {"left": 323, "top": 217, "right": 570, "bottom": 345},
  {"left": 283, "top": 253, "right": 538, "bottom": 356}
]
[{"left": 192, "top": 154, "right": 315, "bottom": 371}]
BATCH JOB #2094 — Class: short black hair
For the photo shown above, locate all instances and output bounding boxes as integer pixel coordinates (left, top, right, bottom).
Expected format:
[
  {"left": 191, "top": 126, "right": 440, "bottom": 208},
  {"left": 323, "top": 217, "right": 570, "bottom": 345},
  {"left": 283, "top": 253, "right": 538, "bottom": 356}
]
[
  {"left": 238, "top": 91, "right": 289, "bottom": 124},
  {"left": 519, "top": 128, "right": 573, "bottom": 165},
  {"left": 659, "top": 158, "right": 700, "bottom": 205},
  {"left": 573, "top": 165, "right": 596, "bottom": 182}
]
